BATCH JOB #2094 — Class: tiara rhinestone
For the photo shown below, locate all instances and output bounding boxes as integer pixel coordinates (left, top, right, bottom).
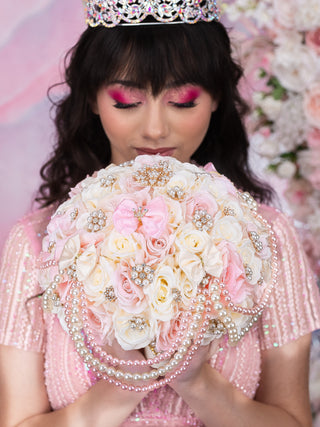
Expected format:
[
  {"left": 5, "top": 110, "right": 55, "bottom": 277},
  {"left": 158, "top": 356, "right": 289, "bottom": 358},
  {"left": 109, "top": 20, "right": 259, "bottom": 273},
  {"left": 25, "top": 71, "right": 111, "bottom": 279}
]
[{"left": 85, "top": 0, "right": 220, "bottom": 28}]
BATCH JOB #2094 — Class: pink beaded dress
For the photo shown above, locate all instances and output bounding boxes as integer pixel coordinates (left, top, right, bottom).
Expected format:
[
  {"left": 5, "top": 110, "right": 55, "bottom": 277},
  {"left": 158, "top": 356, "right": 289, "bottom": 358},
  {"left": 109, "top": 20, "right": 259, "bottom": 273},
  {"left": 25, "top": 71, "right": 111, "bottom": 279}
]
[{"left": 1, "top": 203, "right": 320, "bottom": 426}]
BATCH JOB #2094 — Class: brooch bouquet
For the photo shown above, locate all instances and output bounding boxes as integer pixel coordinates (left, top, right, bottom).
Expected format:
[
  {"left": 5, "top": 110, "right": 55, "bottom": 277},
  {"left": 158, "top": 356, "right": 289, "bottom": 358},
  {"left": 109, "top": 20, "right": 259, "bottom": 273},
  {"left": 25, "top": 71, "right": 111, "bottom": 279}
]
[{"left": 39, "top": 155, "right": 278, "bottom": 391}]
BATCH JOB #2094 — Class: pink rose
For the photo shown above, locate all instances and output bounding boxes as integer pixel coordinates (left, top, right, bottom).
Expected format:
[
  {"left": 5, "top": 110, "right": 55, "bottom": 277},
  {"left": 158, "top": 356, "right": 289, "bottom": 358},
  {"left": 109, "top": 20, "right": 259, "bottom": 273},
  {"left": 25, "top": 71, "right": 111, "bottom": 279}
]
[
  {"left": 156, "top": 314, "right": 182, "bottom": 352},
  {"left": 186, "top": 191, "right": 218, "bottom": 221},
  {"left": 87, "top": 304, "right": 114, "bottom": 346},
  {"left": 306, "top": 28, "right": 320, "bottom": 55},
  {"left": 307, "top": 128, "right": 320, "bottom": 149},
  {"left": 135, "top": 230, "right": 175, "bottom": 265},
  {"left": 113, "top": 262, "right": 147, "bottom": 314},
  {"left": 304, "top": 84, "right": 320, "bottom": 129},
  {"left": 218, "top": 241, "right": 247, "bottom": 304}
]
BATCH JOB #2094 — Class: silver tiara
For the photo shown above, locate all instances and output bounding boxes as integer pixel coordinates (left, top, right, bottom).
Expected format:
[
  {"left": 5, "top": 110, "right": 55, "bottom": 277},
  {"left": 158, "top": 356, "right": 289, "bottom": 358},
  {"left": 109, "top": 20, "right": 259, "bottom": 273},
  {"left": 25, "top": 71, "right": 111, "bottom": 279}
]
[{"left": 85, "top": 0, "right": 220, "bottom": 27}]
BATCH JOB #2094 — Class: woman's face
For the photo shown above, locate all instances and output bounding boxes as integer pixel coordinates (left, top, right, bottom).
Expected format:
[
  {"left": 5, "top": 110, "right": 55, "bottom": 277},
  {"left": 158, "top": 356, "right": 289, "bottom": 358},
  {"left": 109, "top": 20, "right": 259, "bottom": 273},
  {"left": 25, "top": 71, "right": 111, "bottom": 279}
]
[{"left": 94, "top": 81, "right": 218, "bottom": 165}]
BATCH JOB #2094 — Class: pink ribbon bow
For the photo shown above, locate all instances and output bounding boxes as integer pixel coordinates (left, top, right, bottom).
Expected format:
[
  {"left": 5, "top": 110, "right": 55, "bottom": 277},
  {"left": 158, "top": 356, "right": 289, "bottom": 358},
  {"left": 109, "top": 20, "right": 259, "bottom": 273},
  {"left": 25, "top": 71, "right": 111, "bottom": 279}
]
[{"left": 113, "top": 197, "right": 168, "bottom": 238}]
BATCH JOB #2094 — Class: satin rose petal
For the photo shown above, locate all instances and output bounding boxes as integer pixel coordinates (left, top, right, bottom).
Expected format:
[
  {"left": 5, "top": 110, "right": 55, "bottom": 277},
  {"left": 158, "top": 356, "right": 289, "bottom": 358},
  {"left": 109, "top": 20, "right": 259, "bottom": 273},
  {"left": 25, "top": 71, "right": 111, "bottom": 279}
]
[
  {"left": 76, "top": 244, "right": 98, "bottom": 282},
  {"left": 59, "top": 235, "right": 80, "bottom": 271}
]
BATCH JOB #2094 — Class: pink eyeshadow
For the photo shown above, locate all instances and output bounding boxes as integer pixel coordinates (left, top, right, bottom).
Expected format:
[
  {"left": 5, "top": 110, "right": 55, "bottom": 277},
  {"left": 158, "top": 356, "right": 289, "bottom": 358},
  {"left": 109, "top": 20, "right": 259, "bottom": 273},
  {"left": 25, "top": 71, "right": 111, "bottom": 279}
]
[
  {"left": 178, "top": 88, "right": 201, "bottom": 103},
  {"left": 107, "top": 89, "right": 133, "bottom": 104},
  {"left": 165, "top": 86, "right": 202, "bottom": 103}
]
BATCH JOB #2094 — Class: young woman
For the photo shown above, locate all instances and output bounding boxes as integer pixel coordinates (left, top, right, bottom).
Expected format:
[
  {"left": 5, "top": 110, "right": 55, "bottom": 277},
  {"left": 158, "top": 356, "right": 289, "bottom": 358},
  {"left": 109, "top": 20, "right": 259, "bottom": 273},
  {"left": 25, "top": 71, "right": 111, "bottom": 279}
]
[{"left": 0, "top": 14, "right": 319, "bottom": 427}]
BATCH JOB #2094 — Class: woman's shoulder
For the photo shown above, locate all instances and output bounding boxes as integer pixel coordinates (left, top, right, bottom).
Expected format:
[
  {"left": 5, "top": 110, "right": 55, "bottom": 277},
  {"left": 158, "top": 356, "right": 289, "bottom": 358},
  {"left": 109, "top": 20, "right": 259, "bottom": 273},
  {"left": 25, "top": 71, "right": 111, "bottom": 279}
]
[{"left": 10, "top": 205, "right": 56, "bottom": 256}]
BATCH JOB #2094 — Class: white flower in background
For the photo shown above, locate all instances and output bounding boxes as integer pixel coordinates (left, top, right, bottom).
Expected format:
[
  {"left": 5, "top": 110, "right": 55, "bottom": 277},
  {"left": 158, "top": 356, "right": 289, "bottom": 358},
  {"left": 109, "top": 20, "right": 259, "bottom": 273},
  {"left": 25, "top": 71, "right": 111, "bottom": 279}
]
[
  {"left": 224, "top": 0, "right": 274, "bottom": 28},
  {"left": 276, "top": 161, "right": 297, "bottom": 179},
  {"left": 294, "top": 0, "right": 320, "bottom": 31},
  {"left": 251, "top": 132, "right": 281, "bottom": 158},
  {"left": 298, "top": 150, "right": 316, "bottom": 180},
  {"left": 272, "top": 43, "right": 318, "bottom": 92},
  {"left": 273, "top": 0, "right": 320, "bottom": 31},
  {"left": 274, "top": 94, "right": 307, "bottom": 151},
  {"left": 253, "top": 92, "right": 282, "bottom": 121}
]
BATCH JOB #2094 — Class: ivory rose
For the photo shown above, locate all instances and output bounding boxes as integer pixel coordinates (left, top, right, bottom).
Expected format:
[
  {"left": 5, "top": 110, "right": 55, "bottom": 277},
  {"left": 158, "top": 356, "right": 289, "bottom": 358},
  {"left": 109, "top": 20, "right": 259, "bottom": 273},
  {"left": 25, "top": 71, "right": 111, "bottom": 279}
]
[
  {"left": 113, "top": 309, "right": 156, "bottom": 350},
  {"left": 100, "top": 229, "right": 137, "bottom": 260},
  {"left": 145, "top": 265, "right": 177, "bottom": 322},
  {"left": 304, "top": 84, "right": 320, "bottom": 129},
  {"left": 176, "top": 250, "right": 204, "bottom": 286},
  {"left": 176, "top": 223, "right": 210, "bottom": 254},
  {"left": 212, "top": 215, "right": 244, "bottom": 244}
]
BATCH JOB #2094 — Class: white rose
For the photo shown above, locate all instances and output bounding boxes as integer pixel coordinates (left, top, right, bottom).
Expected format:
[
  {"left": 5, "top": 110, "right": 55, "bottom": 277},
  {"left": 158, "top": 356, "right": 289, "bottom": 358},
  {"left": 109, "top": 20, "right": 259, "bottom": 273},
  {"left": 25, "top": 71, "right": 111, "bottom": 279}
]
[
  {"left": 101, "top": 229, "right": 138, "bottom": 260},
  {"left": 277, "top": 161, "right": 297, "bottom": 179},
  {"left": 81, "top": 182, "right": 110, "bottom": 210},
  {"left": 83, "top": 260, "right": 114, "bottom": 306},
  {"left": 238, "top": 239, "right": 256, "bottom": 265},
  {"left": 212, "top": 216, "right": 244, "bottom": 244},
  {"left": 177, "top": 250, "right": 205, "bottom": 286},
  {"left": 175, "top": 269, "right": 198, "bottom": 308},
  {"left": 201, "top": 244, "right": 223, "bottom": 278},
  {"left": 113, "top": 309, "right": 156, "bottom": 350},
  {"left": 145, "top": 265, "right": 177, "bottom": 322},
  {"left": 272, "top": 43, "right": 318, "bottom": 92},
  {"left": 76, "top": 244, "right": 97, "bottom": 281},
  {"left": 166, "top": 169, "right": 199, "bottom": 194},
  {"left": 176, "top": 224, "right": 210, "bottom": 254}
]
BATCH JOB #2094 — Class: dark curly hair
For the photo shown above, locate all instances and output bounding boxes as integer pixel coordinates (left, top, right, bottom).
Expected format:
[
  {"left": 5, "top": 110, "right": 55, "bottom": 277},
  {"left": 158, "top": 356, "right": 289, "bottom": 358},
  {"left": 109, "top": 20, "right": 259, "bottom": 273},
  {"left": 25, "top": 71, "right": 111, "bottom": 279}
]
[{"left": 36, "top": 22, "right": 274, "bottom": 207}]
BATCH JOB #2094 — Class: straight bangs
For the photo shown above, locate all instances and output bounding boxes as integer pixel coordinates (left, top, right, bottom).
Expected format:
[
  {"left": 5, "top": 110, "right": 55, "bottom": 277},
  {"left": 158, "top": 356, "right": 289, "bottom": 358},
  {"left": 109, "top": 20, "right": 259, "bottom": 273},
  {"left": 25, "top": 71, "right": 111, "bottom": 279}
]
[{"left": 82, "top": 23, "right": 228, "bottom": 100}]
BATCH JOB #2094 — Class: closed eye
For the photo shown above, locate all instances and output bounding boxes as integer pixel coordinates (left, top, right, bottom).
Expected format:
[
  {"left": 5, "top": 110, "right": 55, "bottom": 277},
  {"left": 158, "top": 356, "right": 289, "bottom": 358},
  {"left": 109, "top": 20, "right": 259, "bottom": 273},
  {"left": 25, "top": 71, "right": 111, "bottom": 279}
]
[
  {"left": 113, "top": 101, "right": 142, "bottom": 109},
  {"left": 169, "top": 100, "right": 197, "bottom": 108}
]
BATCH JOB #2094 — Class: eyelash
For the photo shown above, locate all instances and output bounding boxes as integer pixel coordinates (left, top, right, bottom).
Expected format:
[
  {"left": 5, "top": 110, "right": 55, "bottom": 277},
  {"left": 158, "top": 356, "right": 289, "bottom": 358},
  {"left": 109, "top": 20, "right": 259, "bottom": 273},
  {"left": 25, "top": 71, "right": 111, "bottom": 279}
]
[
  {"left": 113, "top": 102, "right": 141, "bottom": 109},
  {"left": 169, "top": 100, "right": 197, "bottom": 108},
  {"left": 113, "top": 100, "right": 197, "bottom": 109}
]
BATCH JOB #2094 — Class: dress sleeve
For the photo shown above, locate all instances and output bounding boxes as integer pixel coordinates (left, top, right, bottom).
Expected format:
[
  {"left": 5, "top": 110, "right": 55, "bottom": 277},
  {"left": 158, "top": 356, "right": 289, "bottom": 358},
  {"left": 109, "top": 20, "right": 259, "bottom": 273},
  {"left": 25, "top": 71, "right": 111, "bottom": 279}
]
[
  {"left": 0, "top": 221, "right": 45, "bottom": 352},
  {"left": 258, "top": 210, "right": 320, "bottom": 351}
]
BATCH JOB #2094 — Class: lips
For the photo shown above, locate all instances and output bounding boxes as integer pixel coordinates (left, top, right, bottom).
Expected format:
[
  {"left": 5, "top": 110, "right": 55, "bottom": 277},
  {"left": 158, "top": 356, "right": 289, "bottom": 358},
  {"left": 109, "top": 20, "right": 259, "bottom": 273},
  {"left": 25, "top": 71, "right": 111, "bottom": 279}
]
[{"left": 135, "top": 147, "right": 175, "bottom": 156}]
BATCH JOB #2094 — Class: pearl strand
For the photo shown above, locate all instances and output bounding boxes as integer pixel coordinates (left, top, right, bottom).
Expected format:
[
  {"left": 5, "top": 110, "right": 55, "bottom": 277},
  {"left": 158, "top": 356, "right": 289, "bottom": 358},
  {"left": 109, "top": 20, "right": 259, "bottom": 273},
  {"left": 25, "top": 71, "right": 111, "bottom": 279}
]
[{"left": 64, "top": 280, "right": 211, "bottom": 390}]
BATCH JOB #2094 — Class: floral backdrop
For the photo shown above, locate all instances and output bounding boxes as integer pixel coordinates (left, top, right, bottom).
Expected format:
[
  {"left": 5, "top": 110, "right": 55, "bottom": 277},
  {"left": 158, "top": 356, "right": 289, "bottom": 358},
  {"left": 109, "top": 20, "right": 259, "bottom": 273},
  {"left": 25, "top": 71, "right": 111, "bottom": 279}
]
[
  {"left": 0, "top": 0, "right": 320, "bottom": 422},
  {"left": 223, "top": 0, "right": 320, "bottom": 423}
]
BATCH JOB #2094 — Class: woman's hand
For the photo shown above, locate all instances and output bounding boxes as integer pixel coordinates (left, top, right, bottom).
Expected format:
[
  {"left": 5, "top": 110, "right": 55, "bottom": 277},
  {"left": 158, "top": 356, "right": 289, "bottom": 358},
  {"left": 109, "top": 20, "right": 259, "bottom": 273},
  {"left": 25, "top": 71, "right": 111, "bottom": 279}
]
[{"left": 0, "top": 343, "right": 148, "bottom": 427}]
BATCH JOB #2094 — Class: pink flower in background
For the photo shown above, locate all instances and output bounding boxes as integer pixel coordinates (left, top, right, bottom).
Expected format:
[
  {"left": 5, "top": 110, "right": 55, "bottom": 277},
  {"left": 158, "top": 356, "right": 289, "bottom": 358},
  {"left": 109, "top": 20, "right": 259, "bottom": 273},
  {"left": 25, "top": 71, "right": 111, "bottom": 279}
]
[
  {"left": 306, "top": 28, "right": 320, "bottom": 55},
  {"left": 307, "top": 128, "right": 320, "bottom": 149},
  {"left": 304, "top": 84, "right": 320, "bottom": 129},
  {"left": 309, "top": 170, "right": 320, "bottom": 191}
]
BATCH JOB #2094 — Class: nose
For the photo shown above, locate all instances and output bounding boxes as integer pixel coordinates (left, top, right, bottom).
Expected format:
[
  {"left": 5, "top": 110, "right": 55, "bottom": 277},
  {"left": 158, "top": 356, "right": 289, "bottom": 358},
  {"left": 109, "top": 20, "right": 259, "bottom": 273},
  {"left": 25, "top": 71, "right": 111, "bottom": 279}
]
[{"left": 141, "top": 101, "right": 169, "bottom": 142}]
